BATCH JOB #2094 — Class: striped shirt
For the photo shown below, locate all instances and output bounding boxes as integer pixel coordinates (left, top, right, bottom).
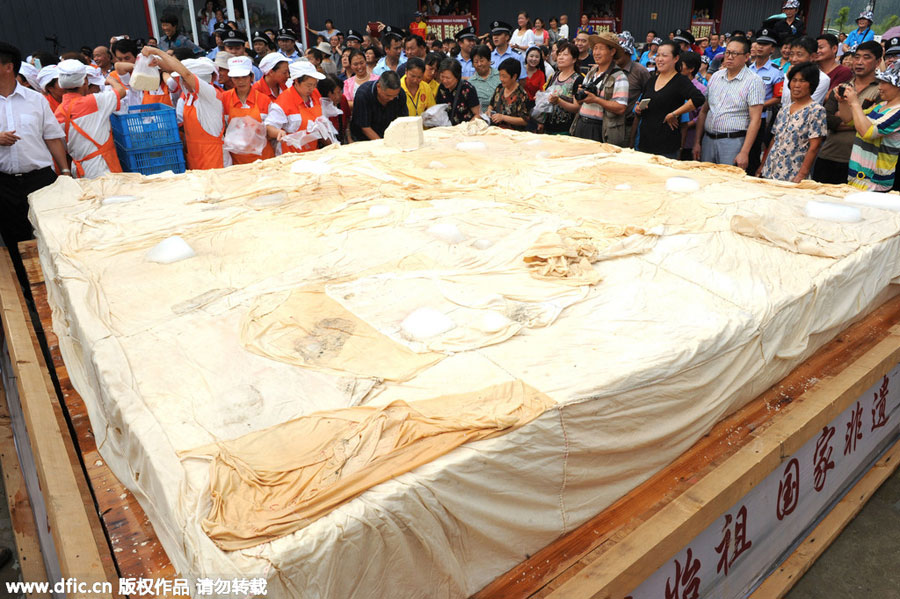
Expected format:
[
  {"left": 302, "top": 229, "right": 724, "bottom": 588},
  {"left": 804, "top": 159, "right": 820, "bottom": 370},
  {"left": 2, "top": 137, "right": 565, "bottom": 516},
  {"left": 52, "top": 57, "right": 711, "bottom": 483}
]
[
  {"left": 704, "top": 66, "right": 765, "bottom": 134},
  {"left": 578, "top": 67, "right": 628, "bottom": 120},
  {"left": 848, "top": 102, "right": 900, "bottom": 191}
]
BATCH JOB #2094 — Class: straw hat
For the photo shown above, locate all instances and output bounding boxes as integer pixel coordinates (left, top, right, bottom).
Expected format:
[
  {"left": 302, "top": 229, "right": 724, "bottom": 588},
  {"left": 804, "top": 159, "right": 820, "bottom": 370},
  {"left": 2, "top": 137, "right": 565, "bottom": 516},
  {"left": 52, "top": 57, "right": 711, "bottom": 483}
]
[{"left": 592, "top": 31, "right": 624, "bottom": 61}]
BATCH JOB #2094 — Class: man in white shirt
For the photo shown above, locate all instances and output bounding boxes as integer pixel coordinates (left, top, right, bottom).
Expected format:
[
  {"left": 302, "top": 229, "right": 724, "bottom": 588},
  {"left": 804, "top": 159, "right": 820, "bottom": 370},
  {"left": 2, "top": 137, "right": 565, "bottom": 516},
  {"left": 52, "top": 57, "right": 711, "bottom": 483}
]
[
  {"left": 0, "top": 42, "right": 69, "bottom": 288},
  {"left": 781, "top": 36, "right": 830, "bottom": 105},
  {"left": 559, "top": 15, "right": 570, "bottom": 40}
]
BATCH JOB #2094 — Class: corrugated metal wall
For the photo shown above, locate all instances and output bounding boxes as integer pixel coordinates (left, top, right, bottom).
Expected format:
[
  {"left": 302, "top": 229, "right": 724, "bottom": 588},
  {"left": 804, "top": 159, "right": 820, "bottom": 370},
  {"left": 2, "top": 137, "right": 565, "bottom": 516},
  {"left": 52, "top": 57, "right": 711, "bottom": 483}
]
[
  {"left": 621, "top": 0, "right": 693, "bottom": 39},
  {"left": 1, "top": 0, "right": 149, "bottom": 56},
  {"left": 302, "top": 0, "right": 410, "bottom": 34},
  {"left": 0, "top": 0, "right": 830, "bottom": 58}
]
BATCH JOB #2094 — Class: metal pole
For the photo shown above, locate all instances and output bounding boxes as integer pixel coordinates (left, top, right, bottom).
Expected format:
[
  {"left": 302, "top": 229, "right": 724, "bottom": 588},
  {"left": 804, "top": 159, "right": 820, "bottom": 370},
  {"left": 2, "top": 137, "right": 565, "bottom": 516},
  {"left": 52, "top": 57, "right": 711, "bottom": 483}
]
[
  {"left": 188, "top": 0, "right": 200, "bottom": 46},
  {"left": 242, "top": 0, "right": 252, "bottom": 35},
  {"left": 147, "top": 0, "right": 160, "bottom": 40},
  {"left": 298, "top": 0, "right": 308, "bottom": 50}
]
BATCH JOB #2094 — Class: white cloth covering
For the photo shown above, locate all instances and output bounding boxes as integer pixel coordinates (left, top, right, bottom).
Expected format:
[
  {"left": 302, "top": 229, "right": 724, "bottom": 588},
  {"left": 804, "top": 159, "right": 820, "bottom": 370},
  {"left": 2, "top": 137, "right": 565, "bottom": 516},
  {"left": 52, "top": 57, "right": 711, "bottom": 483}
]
[{"left": 29, "top": 129, "right": 900, "bottom": 599}]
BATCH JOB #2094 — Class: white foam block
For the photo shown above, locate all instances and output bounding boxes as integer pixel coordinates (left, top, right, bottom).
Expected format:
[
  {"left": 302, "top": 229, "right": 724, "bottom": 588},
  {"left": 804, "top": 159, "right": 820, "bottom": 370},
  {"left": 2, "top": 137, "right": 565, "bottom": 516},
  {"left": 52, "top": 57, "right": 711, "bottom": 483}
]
[
  {"left": 368, "top": 205, "right": 392, "bottom": 218},
  {"left": 130, "top": 71, "right": 161, "bottom": 91},
  {"left": 845, "top": 191, "right": 900, "bottom": 212},
  {"left": 804, "top": 200, "right": 862, "bottom": 223},
  {"left": 384, "top": 116, "right": 425, "bottom": 151},
  {"left": 401, "top": 307, "right": 455, "bottom": 340},
  {"left": 427, "top": 223, "right": 466, "bottom": 244},
  {"left": 145, "top": 236, "right": 196, "bottom": 264},
  {"left": 665, "top": 177, "right": 701, "bottom": 193}
]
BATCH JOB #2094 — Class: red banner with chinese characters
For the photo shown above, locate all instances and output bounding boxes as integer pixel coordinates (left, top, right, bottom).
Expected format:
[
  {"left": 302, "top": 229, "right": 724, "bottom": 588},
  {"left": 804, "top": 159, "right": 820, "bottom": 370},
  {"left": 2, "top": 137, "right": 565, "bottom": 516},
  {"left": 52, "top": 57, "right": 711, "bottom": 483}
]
[
  {"left": 691, "top": 19, "right": 716, "bottom": 39},
  {"left": 626, "top": 365, "right": 900, "bottom": 598},
  {"left": 426, "top": 17, "right": 473, "bottom": 41},
  {"left": 588, "top": 18, "right": 618, "bottom": 33}
]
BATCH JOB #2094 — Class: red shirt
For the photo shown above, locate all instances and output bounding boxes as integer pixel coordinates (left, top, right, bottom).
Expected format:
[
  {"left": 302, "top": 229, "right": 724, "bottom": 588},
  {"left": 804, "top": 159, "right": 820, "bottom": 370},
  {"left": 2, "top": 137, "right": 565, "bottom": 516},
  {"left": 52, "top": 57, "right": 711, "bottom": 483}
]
[
  {"left": 825, "top": 64, "right": 854, "bottom": 91},
  {"left": 523, "top": 70, "right": 546, "bottom": 101}
]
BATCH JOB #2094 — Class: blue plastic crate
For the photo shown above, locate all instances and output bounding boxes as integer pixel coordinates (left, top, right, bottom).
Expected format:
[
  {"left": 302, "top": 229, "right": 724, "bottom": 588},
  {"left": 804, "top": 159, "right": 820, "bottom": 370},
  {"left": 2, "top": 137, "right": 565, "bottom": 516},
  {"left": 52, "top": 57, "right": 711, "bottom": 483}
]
[
  {"left": 116, "top": 142, "right": 186, "bottom": 176},
  {"left": 110, "top": 103, "right": 180, "bottom": 151}
]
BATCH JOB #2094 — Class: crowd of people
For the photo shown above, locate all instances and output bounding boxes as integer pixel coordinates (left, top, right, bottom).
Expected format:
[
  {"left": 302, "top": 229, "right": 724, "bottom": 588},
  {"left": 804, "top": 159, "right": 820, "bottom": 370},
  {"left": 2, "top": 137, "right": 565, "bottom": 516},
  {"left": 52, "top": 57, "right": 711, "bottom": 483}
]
[{"left": 3, "top": 1, "right": 900, "bottom": 287}]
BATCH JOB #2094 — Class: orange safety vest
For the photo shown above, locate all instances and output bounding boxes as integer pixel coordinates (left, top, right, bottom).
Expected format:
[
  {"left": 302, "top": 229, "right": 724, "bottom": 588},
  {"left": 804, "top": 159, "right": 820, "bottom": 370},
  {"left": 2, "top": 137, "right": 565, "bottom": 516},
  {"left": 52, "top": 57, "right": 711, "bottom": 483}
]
[
  {"left": 274, "top": 87, "right": 323, "bottom": 154},
  {"left": 143, "top": 82, "right": 174, "bottom": 107},
  {"left": 222, "top": 88, "right": 275, "bottom": 164},
  {"left": 44, "top": 93, "right": 60, "bottom": 113},
  {"left": 251, "top": 76, "right": 286, "bottom": 102},
  {"left": 55, "top": 93, "right": 122, "bottom": 178},
  {"left": 182, "top": 77, "right": 225, "bottom": 170}
]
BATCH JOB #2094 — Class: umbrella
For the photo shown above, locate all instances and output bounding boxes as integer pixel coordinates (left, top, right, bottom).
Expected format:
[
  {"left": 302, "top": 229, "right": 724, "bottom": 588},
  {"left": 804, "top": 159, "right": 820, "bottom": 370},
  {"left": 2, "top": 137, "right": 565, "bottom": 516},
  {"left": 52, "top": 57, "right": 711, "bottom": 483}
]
[{"left": 884, "top": 26, "right": 900, "bottom": 39}]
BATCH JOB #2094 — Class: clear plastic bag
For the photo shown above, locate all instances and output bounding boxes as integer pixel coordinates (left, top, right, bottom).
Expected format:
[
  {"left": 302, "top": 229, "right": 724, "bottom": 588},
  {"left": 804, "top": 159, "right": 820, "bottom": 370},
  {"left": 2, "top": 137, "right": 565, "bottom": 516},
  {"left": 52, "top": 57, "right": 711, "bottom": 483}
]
[
  {"left": 130, "top": 54, "right": 161, "bottom": 91},
  {"left": 422, "top": 104, "right": 452, "bottom": 128},
  {"left": 223, "top": 116, "right": 267, "bottom": 155},
  {"left": 320, "top": 98, "right": 344, "bottom": 118},
  {"left": 531, "top": 91, "right": 552, "bottom": 119},
  {"left": 283, "top": 116, "right": 340, "bottom": 148}
]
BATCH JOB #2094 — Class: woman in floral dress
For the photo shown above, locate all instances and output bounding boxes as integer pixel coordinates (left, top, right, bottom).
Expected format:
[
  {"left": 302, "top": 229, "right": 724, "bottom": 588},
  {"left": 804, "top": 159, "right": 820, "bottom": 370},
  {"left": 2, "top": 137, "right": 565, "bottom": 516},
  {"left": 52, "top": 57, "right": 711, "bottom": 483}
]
[
  {"left": 488, "top": 57, "right": 532, "bottom": 130},
  {"left": 435, "top": 58, "right": 481, "bottom": 124},
  {"left": 758, "top": 62, "right": 827, "bottom": 182}
]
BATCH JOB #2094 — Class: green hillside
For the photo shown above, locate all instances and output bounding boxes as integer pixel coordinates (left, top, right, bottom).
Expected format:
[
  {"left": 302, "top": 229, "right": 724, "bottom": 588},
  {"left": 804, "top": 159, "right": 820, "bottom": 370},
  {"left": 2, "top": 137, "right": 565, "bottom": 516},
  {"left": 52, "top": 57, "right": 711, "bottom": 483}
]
[{"left": 825, "top": 1, "right": 900, "bottom": 33}]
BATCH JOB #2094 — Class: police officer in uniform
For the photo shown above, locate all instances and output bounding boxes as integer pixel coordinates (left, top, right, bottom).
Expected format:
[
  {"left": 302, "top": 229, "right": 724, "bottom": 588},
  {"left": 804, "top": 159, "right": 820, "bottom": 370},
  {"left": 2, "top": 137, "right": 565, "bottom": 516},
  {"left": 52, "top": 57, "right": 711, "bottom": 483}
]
[
  {"left": 276, "top": 29, "right": 302, "bottom": 62},
  {"left": 455, "top": 26, "right": 478, "bottom": 79},
  {"left": 489, "top": 21, "right": 524, "bottom": 77},
  {"left": 747, "top": 28, "right": 784, "bottom": 175}
]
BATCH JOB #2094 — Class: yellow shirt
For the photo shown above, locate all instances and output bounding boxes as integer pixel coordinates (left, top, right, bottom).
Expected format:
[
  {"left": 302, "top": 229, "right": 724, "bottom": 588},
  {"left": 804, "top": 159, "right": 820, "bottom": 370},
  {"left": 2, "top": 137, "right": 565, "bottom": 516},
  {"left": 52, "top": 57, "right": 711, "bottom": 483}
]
[{"left": 401, "top": 75, "right": 437, "bottom": 116}]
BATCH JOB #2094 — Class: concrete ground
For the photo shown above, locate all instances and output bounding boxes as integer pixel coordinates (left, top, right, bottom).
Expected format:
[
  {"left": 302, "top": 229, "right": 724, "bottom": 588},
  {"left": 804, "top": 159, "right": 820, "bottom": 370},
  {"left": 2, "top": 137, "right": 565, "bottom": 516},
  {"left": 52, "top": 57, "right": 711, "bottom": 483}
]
[{"left": 785, "top": 466, "right": 900, "bottom": 599}]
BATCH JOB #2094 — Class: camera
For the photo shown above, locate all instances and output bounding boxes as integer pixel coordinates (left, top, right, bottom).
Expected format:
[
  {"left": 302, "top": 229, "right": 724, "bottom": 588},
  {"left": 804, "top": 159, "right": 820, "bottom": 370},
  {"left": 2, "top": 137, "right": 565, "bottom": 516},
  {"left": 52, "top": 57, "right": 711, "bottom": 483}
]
[
  {"left": 837, "top": 84, "right": 848, "bottom": 99},
  {"left": 574, "top": 82, "right": 599, "bottom": 102}
]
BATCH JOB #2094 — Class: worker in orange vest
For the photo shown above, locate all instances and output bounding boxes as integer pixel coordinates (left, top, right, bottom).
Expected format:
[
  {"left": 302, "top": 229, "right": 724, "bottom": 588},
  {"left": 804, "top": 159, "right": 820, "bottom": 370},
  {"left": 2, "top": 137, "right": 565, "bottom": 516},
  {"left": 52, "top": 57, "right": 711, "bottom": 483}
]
[
  {"left": 141, "top": 46, "right": 227, "bottom": 170},
  {"left": 253, "top": 53, "right": 289, "bottom": 102},
  {"left": 37, "top": 65, "right": 63, "bottom": 112},
  {"left": 53, "top": 59, "right": 128, "bottom": 178},
  {"left": 265, "top": 60, "right": 326, "bottom": 154},
  {"left": 221, "top": 56, "right": 275, "bottom": 164}
]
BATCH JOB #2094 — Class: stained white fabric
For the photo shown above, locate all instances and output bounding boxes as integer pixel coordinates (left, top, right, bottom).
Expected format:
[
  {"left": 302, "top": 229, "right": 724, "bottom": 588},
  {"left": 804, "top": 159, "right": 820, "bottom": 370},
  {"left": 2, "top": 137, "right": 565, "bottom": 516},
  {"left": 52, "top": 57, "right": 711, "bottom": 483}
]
[{"left": 29, "top": 127, "right": 900, "bottom": 599}]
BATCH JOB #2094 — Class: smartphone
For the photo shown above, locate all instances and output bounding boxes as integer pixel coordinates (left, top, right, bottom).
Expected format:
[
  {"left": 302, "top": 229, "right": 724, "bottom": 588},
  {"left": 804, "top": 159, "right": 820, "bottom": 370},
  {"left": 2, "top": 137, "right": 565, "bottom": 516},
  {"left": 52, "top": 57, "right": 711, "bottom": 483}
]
[{"left": 638, "top": 98, "right": 651, "bottom": 110}]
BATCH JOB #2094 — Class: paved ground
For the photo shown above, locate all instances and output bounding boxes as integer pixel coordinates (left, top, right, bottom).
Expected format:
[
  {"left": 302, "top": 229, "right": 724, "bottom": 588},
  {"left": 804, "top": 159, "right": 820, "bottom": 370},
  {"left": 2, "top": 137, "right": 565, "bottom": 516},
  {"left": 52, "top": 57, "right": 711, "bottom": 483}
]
[{"left": 786, "top": 466, "right": 900, "bottom": 599}]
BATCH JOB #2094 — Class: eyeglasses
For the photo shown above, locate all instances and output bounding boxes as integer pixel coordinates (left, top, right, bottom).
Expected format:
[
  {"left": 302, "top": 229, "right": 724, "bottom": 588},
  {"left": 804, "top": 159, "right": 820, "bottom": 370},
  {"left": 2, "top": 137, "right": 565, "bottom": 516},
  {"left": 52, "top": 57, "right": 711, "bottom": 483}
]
[{"left": 724, "top": 50, "right": 746, "bottom": 57}]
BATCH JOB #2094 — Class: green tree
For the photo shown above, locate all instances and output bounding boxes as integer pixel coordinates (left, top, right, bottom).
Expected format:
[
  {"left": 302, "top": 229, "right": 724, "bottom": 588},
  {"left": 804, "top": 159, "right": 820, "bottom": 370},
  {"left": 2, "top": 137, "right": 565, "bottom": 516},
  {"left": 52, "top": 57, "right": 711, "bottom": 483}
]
[
  {"left": 875, "top": 14, "right": 900, "bottom": 34},
  {"left": 834, "top": 6, "right": 850, "bottom": 32}
]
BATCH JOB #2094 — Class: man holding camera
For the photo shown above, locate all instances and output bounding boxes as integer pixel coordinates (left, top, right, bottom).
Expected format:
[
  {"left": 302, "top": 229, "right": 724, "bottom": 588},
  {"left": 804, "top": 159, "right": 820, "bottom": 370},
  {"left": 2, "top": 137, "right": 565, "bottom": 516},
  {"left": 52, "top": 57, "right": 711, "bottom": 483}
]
[{"left": 812, "top": 41, "right": 882, "bottom": 184}]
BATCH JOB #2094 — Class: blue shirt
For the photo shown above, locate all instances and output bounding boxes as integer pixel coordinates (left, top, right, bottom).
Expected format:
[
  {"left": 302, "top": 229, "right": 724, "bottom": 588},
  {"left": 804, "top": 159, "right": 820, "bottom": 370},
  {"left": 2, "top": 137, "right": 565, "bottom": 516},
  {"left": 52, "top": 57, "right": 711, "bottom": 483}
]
[
  {"left": 748, "top": 59, "right": 783, "bottom": 119},
  {"left": 846, "top": 28, "right": 875, "bottom": 51},
  {"left": 279, "top": 49, "right": 302, "bottom": 62},
  {"left": 704, "top": 46, "right": 725, "bottom": 61},
  {"left": 490, "top": 47, "right": 525, "bottom": 79},
  {"left": 373, "top": 55, "right": 407, "bottom": 76},
  {"left": 457, "top": 55, "right": 475, "bottom": 79}
]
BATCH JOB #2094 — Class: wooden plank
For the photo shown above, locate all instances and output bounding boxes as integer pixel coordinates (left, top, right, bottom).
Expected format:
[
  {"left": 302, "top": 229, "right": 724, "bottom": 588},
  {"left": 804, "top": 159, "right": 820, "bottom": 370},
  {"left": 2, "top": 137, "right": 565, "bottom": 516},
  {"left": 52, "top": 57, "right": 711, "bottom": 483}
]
[
  {"left": 475, "top": 295, "right": 900, "bottom": 599},
  {"left": 750, "top": 437, "right": 900, "bottom": 599},
  {"left": 0, "top": 248, "right": 111, "bottom": 594},
  {"left": 18, "top": 241, "right": 175, "bottom": 582},
  {"left": 541, "top": 325, "right": 900, "bottom": 599},
  {"left": 0, "top": 378, "right": 49, "bottom": 598}
]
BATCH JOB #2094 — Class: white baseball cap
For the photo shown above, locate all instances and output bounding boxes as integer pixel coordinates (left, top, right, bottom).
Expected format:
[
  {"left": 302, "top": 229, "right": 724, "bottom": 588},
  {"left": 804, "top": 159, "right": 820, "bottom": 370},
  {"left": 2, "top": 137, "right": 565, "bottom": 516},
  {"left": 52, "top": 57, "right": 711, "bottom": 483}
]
[
  {"left": 289, "top": 59, "right": 325, "bottom": 81},
  {"left": 18, "top": 62, "right": 41, "bottom": 90},
  {"left": 183, "top": 57, "right": 217, "bottom": 81},
  {"left": 227, "top": 55, "right": 253, "bottom": 77},
  {"left": 259, "top": 52, "right": 289, "bottom": 74},
  {"left": 57, "top": 59, "right": 88, "bottom": 89},
  {"left": 86, "top": 65, "right": 105, "bottom": 87},
  {"left": 37, "top": 64, "right": 59, "bottom": 91}
]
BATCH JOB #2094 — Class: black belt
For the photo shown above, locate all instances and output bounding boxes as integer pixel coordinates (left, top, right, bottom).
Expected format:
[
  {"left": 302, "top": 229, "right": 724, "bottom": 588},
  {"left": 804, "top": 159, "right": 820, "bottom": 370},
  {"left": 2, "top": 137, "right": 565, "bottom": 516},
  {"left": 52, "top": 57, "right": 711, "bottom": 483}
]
[
  {"left": 705, "top": 131, "right": 746, "bottom": 140},
  {"left": 0, "top": 166, "right": 53, "bottom": 178}
]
